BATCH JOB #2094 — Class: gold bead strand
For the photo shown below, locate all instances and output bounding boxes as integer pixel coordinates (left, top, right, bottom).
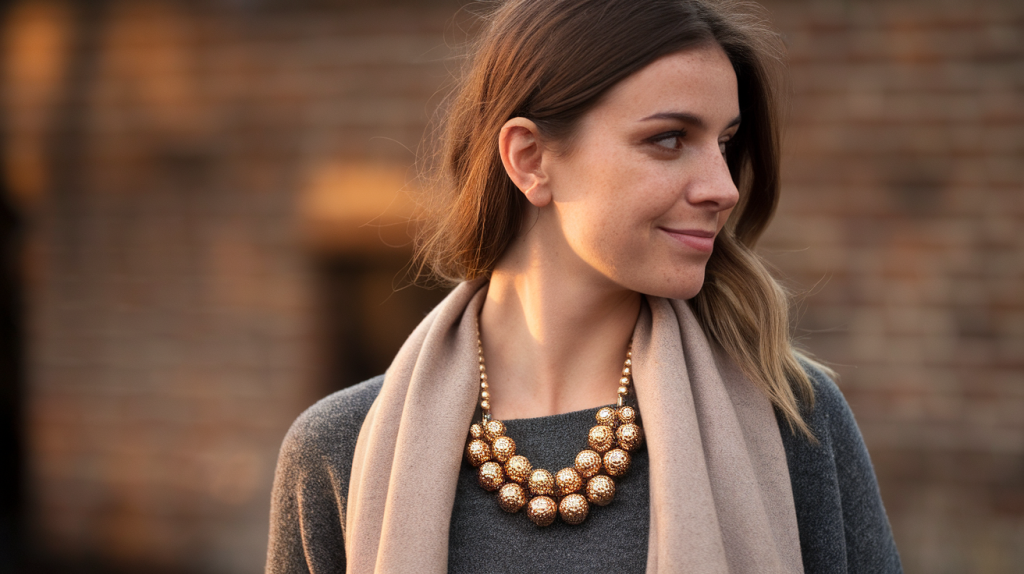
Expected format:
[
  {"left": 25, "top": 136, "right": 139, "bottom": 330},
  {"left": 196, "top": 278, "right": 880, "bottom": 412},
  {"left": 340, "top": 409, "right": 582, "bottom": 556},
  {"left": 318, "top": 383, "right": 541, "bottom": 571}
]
[
  {"left": 617, "top": 344, "right": 632, "bottom": 407},
  {"left": 468, "top": 322, "right": 641, "bottom": 527},
  {"left": 478, "top": 335, "right": 491, "bottom": 421}
]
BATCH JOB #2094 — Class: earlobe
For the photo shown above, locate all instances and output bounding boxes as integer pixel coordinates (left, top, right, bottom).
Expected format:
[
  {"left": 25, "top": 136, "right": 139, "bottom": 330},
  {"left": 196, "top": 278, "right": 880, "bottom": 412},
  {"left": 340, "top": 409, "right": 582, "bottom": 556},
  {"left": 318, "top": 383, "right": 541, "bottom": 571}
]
[{"left": 498, "top": 118, "right": 552, "bottom": 207}]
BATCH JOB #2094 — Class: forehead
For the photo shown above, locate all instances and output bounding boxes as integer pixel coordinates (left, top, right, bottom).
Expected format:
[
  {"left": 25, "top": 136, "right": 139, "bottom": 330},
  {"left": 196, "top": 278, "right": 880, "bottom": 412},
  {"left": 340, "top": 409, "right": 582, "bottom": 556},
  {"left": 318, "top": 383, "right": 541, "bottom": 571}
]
[{"left": 587, "top": 44, "right": 740, "bottom": 126}]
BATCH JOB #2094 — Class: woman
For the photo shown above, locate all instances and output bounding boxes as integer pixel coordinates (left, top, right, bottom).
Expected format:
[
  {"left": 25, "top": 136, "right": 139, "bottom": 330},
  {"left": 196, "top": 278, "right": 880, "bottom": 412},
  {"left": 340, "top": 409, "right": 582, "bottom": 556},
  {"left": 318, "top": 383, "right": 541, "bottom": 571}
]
[{"left": 267, "top": 0, "right": 902, "bottom": 572}]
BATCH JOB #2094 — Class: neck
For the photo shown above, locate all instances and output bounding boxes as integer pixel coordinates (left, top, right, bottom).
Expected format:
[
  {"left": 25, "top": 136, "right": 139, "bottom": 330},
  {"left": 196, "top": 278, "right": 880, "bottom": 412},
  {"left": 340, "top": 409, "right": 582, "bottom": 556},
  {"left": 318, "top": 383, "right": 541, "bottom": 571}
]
[{"left": 479, "top": 233, "right": 640, "bottom": 420}]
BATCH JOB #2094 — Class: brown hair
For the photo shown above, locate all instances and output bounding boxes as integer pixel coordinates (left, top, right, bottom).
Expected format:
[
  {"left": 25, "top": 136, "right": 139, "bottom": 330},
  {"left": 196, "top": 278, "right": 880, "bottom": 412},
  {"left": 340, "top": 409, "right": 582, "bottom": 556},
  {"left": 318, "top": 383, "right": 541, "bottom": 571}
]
[{"left": 415, "top": 0, "right": 828, "bottom": 438}]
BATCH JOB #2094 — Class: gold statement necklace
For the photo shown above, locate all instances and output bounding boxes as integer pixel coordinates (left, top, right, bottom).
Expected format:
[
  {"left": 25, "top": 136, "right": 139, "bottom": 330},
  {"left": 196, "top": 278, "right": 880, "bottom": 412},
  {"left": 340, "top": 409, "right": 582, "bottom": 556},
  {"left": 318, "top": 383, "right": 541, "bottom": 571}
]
[{"left": 464, "top": 329, "right": 644, "bottom": 526}]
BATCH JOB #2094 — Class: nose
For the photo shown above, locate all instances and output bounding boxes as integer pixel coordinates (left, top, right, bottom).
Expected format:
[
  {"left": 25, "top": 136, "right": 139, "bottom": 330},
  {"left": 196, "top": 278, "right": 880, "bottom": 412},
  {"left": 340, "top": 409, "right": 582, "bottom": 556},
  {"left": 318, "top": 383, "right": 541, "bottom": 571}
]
[{"left": 686, "top": 144, "right": 740, "bottom": 212}]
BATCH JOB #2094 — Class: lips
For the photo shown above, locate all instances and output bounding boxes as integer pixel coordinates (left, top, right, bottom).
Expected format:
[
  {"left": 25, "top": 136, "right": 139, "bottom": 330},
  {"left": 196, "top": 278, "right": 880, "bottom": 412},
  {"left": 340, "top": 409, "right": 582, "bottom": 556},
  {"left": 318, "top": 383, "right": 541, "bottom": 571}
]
[{"left": 660, "top": 227, "right": 716, "bottom": 253}]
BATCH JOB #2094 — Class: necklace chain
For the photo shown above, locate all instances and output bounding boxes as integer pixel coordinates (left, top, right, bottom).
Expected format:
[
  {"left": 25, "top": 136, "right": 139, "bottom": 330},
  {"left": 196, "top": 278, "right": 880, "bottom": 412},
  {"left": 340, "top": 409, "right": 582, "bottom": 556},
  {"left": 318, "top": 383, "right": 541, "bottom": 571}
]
[{"left": 466, "top": 328, "right": 644, "bottom": 527}]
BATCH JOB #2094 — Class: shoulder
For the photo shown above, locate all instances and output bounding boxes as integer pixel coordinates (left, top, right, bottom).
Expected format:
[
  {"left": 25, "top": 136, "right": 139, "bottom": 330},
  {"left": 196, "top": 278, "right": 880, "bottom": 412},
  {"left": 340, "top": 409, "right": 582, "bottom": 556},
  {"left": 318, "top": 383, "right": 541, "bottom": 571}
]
[
  {"left": 267, "top": 376, "right": 384, "bottom": 573},
  {"left": 279, "top": 375, "right": 385, "bottom": 468},
  {"left": 801, "top": 361, "right": 848, "bottom": 420},
  {"left": 782, "top": 359, "right": 865, "bottom": 474},
  {"left": 795, "top": 360, "right": 864, "bottom": 449},
  {"left": 781, "top": 361, "right": 903, "bottom": 573},
  {"left": 778, "top": 360, "right": 850, "bottom": 484}
]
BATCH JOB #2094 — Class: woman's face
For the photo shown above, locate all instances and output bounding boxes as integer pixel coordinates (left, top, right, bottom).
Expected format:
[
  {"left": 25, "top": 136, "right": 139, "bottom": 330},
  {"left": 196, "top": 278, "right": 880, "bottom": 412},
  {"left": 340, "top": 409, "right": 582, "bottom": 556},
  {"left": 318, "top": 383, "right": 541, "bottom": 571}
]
[{"left": 541, "top": 44, "right": 741, "bottom": 300}]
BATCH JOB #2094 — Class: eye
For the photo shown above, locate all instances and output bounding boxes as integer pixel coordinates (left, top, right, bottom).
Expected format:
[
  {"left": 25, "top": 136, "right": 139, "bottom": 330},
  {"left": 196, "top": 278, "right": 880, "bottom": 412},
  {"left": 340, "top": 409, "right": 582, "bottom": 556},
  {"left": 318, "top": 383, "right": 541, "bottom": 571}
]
[
  {"left": 719, "top": 138, "right": 733, "bottom": 157},
  {"left": 649, "top": 130, "right": 686, "bottom": 150}
]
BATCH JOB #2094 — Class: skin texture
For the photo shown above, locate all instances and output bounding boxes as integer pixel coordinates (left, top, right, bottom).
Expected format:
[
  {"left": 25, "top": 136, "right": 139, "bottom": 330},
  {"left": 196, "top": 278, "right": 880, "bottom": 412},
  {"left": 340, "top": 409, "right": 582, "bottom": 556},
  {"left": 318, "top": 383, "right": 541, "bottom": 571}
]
[{"left": 480, "top": 44, "right": 741, "bottom": 420}]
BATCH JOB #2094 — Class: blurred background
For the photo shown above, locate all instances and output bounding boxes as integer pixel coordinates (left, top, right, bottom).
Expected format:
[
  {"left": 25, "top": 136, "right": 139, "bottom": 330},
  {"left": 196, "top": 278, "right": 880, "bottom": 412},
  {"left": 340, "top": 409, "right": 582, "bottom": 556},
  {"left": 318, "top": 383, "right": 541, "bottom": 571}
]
[{"left": 0, "top": 0, "right": 1019, "bottom": 572}]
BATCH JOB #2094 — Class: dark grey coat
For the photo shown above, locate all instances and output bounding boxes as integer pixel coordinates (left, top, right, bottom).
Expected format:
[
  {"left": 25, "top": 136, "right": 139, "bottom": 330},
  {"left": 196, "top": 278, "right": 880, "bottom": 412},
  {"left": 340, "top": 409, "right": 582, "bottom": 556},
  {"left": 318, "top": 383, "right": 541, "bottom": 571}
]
[{"left": 266, "top": 364, "right": 902, "bottom": 573}]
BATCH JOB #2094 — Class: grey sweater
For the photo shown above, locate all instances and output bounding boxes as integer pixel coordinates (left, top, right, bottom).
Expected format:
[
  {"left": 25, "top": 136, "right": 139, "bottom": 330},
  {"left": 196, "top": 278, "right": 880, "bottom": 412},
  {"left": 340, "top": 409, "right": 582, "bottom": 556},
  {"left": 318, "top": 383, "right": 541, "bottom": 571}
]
[{"left": 266, "top": 365, "right": 901, "bottom": 573}]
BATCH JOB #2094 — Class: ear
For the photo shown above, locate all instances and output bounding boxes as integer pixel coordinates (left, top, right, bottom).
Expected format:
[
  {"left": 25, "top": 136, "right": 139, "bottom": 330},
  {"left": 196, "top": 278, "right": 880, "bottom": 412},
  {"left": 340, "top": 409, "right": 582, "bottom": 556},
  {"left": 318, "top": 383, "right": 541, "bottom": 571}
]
[{"left": 498, "top": 117, "right": 552, "bottom": 207}]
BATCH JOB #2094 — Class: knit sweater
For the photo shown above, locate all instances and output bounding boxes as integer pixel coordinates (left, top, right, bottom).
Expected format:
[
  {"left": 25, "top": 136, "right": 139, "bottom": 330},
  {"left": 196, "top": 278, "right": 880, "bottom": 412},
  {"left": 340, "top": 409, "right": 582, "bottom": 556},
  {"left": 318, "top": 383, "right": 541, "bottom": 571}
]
[{"left": 266, "top": 364, "right": 902, "bottom": 573}]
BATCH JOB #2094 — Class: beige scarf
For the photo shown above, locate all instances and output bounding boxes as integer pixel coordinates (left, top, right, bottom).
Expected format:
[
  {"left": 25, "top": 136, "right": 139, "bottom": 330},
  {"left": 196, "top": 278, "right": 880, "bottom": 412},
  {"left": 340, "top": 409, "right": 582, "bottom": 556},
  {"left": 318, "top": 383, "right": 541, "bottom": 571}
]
[{"left": 345, "top": 280, "right": 803, "bottom": 573}]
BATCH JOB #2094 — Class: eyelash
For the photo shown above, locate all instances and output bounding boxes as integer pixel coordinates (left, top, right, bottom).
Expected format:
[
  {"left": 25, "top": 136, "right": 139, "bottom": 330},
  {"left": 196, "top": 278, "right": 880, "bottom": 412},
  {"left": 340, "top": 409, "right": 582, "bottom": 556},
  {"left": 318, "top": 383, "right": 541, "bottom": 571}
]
[
  {"left": 648, "top": 131, "right": 735, "bottom": 156},
  {"left": 649, "top": 130, "right": 686, "bottom": 150}
]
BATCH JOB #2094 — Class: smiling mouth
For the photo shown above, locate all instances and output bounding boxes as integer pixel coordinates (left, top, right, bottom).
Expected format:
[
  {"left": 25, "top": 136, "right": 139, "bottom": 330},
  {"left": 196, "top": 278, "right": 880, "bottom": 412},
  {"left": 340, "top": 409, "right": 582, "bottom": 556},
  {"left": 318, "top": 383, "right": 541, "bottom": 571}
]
[{"left": 660, "top": 227, "right": 716, "bottom": 253}]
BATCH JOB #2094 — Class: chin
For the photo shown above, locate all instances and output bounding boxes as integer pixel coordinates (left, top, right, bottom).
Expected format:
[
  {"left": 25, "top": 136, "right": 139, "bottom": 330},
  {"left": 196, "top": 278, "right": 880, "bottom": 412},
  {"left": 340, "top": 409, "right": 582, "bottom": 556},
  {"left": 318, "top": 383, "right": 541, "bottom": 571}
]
[
  {"left": 631, "top": 271, "right": 706, "bottom": 301},
  {"left": 665, "top": 284, "right": 705, "bottom": 301}
]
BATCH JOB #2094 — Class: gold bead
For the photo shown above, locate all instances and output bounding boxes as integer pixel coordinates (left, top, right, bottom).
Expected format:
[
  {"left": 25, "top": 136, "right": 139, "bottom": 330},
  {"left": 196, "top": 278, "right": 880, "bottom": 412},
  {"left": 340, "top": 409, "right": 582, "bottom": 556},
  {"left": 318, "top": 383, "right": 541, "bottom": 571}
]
[
  {"left": 622, "top": 366, "right": 631, "bottom": 376},
  {"left": 617, "top": 405, "right": 637, "bottom": 425},
  {"left": 619, "top": 377, "right": 630, "bottom": 386},
  {"left": 528, "top": 468, "right": 555, "bottom": 496},
  {"left": 484, "top": 419, "right": 505, "bottom": 441},
  {"left": 466, "top": 439, "right": 491, "bottom": 467},
  {"left": 588, "top": 425, "right": 615, "bottom": 453},
  {"left": 603, "top": 448, "right": 631, "bottom": 477},
  {"left": 617, "top": 385, "right": 629, "bottom": 396},
  {"left": 479, "top": 364, "right": 486, "bottom": 373},
  {"left": 624, "top": 357, "right": 632, "bottom": 367},
  {"left": 586, "top": 475, "right": 616, "bottom": 506},
  {"left": 480, "top": 390, "right": 490, "bottom": 400},
  {"left": 480, "top": 381, "right": 489, "bottom": 390},
  {"left": 626, "top": 349, "right": 632, "bottom": 358},
  {"left": 497, "top": 482, "right": 527, "bottom": 513},
  {"left": 555, "top": 467, "right": 583, "bottom": 496},
  {"left": 480, "top": 400, "right": 490, "bottom": 411},
  {"left": 491, "top": 436, "right": 516, "bottom": 463},
  {"left": 480, "top": 372, "right": 488, "bottom": 382},
  {"left": 469, "top": 423, "right": 484, "bottom": 440},
  {"left": 595, "top": 407, "right": 617, "bottom": 427},
  {"left": 527, "top": 496, "right": 557, "bottom": 527},
  {"left": 505, "top": 455, "right": 533, "bottom": 483},
  {"left": 558, "top": 493, "right": 590, "bottom": 525},
  {"left": 478, "top": 461, "right": 504, "bottom": 491},
  {"left": 575, "top": 450, "right": 602, "bottom": 478},
  {"left": 616, "top": 423, "right": 644, "bottom": 452}
]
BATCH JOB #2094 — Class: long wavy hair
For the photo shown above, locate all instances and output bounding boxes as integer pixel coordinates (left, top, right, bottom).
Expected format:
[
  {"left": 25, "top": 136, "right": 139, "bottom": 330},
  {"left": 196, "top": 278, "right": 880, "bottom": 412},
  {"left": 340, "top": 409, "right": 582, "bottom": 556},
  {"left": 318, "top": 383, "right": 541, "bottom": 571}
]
[{"left": 414, "top": 0, "right": 829, "bottom": 438}]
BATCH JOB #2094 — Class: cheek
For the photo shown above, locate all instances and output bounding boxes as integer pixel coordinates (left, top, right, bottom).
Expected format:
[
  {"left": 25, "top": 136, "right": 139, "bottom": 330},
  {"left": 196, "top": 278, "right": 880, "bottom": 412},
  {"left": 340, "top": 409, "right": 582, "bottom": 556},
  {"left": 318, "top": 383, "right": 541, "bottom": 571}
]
[
  {"left": 568, "top": 173, "right": 674, "bottom": 260},
  {"left": 718, "top": 206, "right": 735, "bottom": 229},
  {"left": 549, "top": 142, "right": 682, "bottom": 272},
  {"left": 556, "top": 198, "right": 649, "bottom": 279}
]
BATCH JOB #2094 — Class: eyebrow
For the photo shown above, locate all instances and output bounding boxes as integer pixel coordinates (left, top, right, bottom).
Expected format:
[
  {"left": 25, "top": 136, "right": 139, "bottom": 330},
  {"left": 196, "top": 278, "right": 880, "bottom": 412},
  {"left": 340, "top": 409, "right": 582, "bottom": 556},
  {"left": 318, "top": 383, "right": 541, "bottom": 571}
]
[{"left": 639, "top": 111, "right": 742, "bottom": 131}]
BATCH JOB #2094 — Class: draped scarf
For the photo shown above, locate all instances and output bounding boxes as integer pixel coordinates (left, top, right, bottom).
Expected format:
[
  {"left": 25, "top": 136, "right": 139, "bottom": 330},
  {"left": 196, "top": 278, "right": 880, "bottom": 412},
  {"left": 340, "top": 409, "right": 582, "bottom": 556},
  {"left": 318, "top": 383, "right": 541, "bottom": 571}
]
[{"left": 345, "top": 279, "right": 803, "bottom": 573}]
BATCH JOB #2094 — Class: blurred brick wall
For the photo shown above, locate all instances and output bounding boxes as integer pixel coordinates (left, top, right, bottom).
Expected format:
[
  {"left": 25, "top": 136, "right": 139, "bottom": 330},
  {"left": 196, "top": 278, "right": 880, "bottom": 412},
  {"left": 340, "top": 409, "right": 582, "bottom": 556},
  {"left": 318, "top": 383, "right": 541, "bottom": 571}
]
[
  {"left": 1, "top": 0, "right": 1021, "bottom": 573},
  {"left": 3, "top": 1, "right": 457, "bottom": 572},
  {"left": 759, "top": 0, "right": 1023, "bottom": 571}
]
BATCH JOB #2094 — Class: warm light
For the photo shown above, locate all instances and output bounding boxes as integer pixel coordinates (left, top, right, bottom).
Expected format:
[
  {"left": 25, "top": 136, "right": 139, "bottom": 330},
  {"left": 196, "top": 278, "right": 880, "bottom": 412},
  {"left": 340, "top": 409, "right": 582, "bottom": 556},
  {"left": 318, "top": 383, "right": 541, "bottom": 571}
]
[
  {"left": 299, "top": 161, "right": 418, "bottom": 254},
  {"left": 2, "top": 0, "right": 72, "bottom": 205}
]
